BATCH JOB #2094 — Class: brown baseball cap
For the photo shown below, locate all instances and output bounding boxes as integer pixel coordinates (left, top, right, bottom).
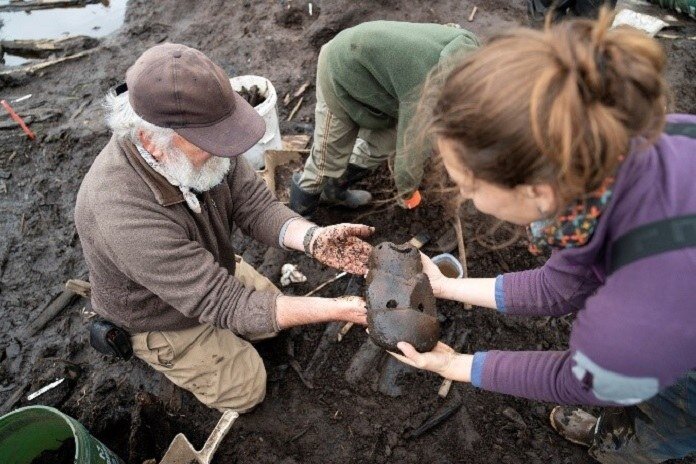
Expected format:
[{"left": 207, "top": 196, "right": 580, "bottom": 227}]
[{"left": 125, "top": 43, "right": 265, "bottom": 158}]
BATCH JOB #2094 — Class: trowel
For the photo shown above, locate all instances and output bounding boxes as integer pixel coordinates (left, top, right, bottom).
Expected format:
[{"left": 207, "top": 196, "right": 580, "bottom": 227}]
[{"left": 160, "top": 410, "right": 239, "bottom": 464}]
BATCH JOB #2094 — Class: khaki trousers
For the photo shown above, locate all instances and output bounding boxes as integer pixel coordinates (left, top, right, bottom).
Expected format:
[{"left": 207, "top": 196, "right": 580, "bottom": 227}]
[
  {"left": 131, "top": 256, "right": 277, "bottom": 412},
  {"left": 297, "top": 68, "right": 397, "bottom": 193}
]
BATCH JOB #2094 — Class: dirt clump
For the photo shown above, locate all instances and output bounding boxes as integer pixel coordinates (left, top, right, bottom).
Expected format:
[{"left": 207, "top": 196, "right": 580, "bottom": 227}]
[{"left": 237, "top": 85, "right": 266, "bottom": 108}]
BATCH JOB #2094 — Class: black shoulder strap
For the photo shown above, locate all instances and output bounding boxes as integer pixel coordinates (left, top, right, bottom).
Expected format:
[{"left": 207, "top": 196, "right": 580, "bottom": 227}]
[
  {"left": 609, "top": 215, "right": 696, "bottom": 275},
  {"left": 664, "top": 122, "right": 696, "bottom": 138},
  {"left": 608, "top": 121, "right": 696, "bottom": 275}
]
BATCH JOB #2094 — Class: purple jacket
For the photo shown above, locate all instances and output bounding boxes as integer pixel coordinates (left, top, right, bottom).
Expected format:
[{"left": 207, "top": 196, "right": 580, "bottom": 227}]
[{"left": 472, "top": 114, "right": 696, "bottom": 406}]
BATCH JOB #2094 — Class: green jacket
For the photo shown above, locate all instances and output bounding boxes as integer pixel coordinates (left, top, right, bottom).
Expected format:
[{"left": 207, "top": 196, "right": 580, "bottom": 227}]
[{"left": 318, "top": 21, "right": 480, "bottom": 198}]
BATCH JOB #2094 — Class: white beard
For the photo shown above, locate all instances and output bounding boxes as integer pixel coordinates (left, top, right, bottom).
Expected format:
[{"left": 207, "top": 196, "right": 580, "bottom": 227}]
[{"left": 161, "top": 147, "right": 231, "bottom": 192}]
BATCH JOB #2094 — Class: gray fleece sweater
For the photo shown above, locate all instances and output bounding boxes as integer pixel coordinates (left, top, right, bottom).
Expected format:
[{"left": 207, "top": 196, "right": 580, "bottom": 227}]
[{"left": 74, "top": 136, "right": 299, "bottom": 336}]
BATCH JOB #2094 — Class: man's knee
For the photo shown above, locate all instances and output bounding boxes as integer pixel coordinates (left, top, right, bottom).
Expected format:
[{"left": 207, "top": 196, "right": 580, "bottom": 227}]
[
  {"left": 209, "top": 346, "right": 267, "bottom": 413},
  {"left": 132, "top": 325, "right": 269, "bottom": 413}
]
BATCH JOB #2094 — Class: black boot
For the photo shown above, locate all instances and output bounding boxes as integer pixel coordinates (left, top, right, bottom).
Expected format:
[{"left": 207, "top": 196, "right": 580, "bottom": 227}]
[
  {"left": 336, "top": 164, "right": 373, "bottom": 189},
  {"left": 289, "top": 172, "right": 321, "bottom": 216},
  {"left": 527, "top": 0, "right": 573, "bottom": 24},
  {"left": 321, "top": 179, "right": 372, "bottom": 208}
]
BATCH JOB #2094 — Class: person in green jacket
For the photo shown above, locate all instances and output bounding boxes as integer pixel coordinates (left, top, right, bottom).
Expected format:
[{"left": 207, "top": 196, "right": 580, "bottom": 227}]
[{"left": 290, "top": 21, "right": 480, "bottom": 215}]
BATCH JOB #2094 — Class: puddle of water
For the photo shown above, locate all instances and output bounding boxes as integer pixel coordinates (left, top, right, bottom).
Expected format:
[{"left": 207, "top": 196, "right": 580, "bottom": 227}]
[{"left": 0, "top": 0, "right": 128, "bottom": 67}]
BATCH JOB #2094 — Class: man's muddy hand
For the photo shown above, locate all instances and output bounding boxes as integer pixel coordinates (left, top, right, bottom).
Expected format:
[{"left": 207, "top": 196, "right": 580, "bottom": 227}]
[
  {"left": 334, "top": 295, "right": 368, "bottom": 325},
  {"left": 310, "top": 223, "right": 374, "bottom": 275}
]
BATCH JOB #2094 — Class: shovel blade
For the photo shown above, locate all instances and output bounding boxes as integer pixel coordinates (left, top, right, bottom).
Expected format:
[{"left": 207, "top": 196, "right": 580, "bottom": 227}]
[{"left": 160, "top": 433, "right": 200, "bottom": 464}]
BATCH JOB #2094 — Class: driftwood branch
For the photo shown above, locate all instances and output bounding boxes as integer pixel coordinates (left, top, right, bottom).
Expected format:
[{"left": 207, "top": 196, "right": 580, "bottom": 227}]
[
  {"left": 0, "top": 36, "right": 98, "bottom": 59},
  {"left": 0, "top": 50, "right": 93, "bottom": 78},
  {"left": 0, "top": 0, "right": 102, "bottom": 13}
]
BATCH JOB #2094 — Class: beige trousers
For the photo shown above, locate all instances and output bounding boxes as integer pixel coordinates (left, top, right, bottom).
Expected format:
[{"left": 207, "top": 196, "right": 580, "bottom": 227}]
[
  {"left": 297, "top": 70, "right": 397, "bottom": 193},
  {"left": 131, "top": 256, "right": 277, "bottom": 412}
]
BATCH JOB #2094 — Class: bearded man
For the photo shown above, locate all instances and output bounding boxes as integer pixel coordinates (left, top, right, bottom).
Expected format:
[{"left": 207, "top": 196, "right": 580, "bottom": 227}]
[{"left": 75, "top": 43, "right": 372, "bottom": 412}]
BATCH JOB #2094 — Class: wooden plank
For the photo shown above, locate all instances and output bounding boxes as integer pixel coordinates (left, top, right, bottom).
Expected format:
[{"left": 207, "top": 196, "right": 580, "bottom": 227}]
[
  {"left": 23, "top": 289, "right": 78, "bottom": 338},
  {"left": 281, "top": 134, "right": 310, "bottom": 151},
  {"left": 65, "top": 279, "right": 91, "bottom": 298}
]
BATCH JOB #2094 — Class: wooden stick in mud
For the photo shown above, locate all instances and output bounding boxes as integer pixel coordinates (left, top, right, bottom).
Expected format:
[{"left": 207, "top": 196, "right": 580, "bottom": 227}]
[
  {"left": 408, "top": 391, "right": 463, "bottom": 438},
  {"left": 468, "top": 6, "right": 478, "bottom": 22},
  {"left": 304, "top": 275, "right": 363, "bottom": 380},
  {"left": 286, "top": 96, "right": 304, "bottom": 121},
  {"left": 453, "top": 213, "right": 471, "bottom": 309},
  {"left": 303, "top": 271, "right": 348, "bottom": 297},
  {"left": 336, "top": 321, "right": 354, "bottom": 341},
  {"left": 0, "top": 383, "right": 29, "bottom": 415},
  {"left": 24, "top": 289, "right": 78, "bottom": 337},
  {"left": 303, "top": 322, "right": 344, "bottom": 380}
]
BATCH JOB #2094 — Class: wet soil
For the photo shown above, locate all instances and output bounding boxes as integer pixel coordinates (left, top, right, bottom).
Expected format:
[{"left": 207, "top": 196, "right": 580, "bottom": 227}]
[
  {"left": 0, "top": 1, "right": 694, "bottom": 464},
  {"left": 237, "top": 85, "right": 267, "bottom": 108}
]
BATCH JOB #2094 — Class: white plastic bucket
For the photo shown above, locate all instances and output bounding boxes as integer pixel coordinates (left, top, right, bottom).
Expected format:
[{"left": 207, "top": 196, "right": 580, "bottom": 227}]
[{"left": 229, "top": 75, "right": 283, "bottom": 169}]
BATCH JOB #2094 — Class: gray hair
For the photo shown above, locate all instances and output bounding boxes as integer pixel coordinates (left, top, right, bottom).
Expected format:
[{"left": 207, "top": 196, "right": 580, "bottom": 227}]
[{"left": 104, "top": 90, "right": 174, "bottom": 149}]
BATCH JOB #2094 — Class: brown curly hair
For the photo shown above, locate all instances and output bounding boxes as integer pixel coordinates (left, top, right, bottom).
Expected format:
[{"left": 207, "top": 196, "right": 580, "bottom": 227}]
[{"left": 415, "top": 9, "right": 667, "bottom": 208}]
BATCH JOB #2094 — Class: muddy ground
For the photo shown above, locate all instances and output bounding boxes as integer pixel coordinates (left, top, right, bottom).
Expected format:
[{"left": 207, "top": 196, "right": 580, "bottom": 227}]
[{"left": 1, "top": 1, "right": 694, "bottom": 463}]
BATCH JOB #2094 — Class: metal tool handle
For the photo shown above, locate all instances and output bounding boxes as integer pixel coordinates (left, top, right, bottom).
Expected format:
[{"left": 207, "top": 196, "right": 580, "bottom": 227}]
[{"left": 199, "top": 410, "right": 239, "bottom": 462}]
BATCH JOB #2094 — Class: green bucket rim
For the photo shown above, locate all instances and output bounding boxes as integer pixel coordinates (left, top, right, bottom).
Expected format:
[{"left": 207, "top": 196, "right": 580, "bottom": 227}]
[{"left": 1, "top": 405, "right": 81, "bottom": 461}]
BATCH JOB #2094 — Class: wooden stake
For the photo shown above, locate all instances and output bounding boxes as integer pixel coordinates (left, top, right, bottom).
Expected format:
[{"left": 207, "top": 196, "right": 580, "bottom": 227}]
[
  {"left": 286, "top": 96, "right": 304, "bottom": 121},
  {"left": 292, "top": 80, "right": 310, "bottom": 98},
  {"left": 303, "top": 271, "right": 347, "bottom": 297},
  {"left": 453, "top": 213, "right": 471, "bottom": 309},
  {"left": 336, "top": 322, "right": 354, "bottom": 341}
]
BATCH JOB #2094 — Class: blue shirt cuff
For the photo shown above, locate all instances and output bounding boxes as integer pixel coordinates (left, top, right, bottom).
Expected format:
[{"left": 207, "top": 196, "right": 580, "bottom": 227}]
[
  {"left": 471, "top": 351, "right": 487, "bottom": 388},
  {"left": 495, "top": 275, "right": 506, "bottom": 313}
]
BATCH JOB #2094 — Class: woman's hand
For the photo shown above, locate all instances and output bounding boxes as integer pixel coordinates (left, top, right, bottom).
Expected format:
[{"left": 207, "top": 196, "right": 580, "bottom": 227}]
[
  {"left": 388, "top": 341, "right": 473, "bottom": 382},
  {"left": 420, "top": 252, "right": 447, "bottom": 297},
  {"left": 311, "top": 223, "right": 374, "bottom": 275}
]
